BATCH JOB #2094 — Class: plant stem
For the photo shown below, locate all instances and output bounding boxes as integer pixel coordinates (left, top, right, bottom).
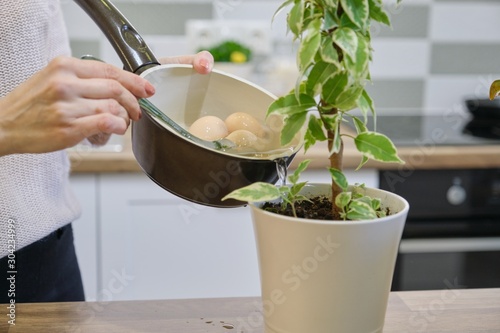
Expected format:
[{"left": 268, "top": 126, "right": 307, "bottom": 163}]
[{"left": 326, "top": 108, "right": 343, "bottom": 218}]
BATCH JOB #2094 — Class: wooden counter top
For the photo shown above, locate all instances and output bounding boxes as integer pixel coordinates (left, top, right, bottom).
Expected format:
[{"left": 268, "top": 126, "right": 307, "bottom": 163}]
[
  {"left": 69, "top": 137, "right": 500, "bottom": 173},
  {"left": 2, "top": 288, "right": 499, "bottom": 332}
]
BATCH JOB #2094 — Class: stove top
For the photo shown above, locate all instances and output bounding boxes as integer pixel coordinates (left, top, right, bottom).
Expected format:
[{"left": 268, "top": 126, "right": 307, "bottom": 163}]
[{"left": 351, "top": 114, "right": 500, "bottom": 147}]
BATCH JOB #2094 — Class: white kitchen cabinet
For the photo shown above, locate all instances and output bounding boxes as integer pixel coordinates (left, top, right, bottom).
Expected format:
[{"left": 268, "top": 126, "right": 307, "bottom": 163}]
[
  {"left": 70, "top": 174, "right": 98, "bottom": 301},
  {"left": 98, "top": 173, "right": 260, "bottom": 301},
  {"left": 70, "top": 167, "right": 378, "bottom": 302}
]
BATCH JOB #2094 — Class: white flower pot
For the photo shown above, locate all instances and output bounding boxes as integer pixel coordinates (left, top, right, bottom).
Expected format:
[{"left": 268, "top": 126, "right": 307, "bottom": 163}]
[{"left": 250, "top": 184, "right": 409, "bottom": 333}]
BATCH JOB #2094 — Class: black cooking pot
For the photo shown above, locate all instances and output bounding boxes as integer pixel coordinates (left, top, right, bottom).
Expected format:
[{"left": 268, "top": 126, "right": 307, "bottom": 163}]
[{"left": 74, "top": 0, "right": 297, "bottom": 208}]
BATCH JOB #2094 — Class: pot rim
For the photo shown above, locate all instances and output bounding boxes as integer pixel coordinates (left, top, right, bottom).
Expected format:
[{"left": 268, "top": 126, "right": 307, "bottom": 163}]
[
  {"left": 138, "top": 64, "right": 303, "bottom": 161},
  {"left": 249, "top": 183, "right": 410, "bottom": 225}
]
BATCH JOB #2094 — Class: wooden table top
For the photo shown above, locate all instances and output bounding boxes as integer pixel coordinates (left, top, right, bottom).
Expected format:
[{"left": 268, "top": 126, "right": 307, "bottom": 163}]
[{"left": 2, "top": 288, "right": 499, "bottom": 332}]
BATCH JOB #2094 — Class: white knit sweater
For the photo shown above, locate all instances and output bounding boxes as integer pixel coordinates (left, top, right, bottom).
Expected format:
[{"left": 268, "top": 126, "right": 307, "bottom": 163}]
[{"left": 0, "top": 0, "right": 82, "bottom": 258}]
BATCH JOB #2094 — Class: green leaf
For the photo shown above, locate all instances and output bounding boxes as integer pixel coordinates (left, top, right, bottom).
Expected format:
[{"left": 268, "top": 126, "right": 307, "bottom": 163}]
[
  {"left": 307, "top": 116, "right": 328, "bottom": 141},
  {"left": 329, "top": 168, "right": 349, "bottom": 191},
  {"left": 346, "top": 199, "right": 378, "bottom": 220},
  {"left": 369, "top": 0, "right": 391, "bottom": 26},
  {"left": 306, "top": 61, "right": 340, "bottom": 96},
  {"left": 289, "top": 159, "right": 311, "bottom": 184},
  {"left": 289, "top": 181, "right": 308, "bottom": 197},
  {"left": 321, "top": 113, "right": 342, "bottom": 131},
  {"left": 298, "top": 19, "right": 322, "bottom": 70},
  {"left": 335, "top": 84, "right": 364, "bottom": 111},
  {"left": 332, "top": 27, "right": 358, "bottom": 61},
  {"left": 352, "top": 116, "right": 368, "bottom": 133},
  {"left": 267, "top": 93, "right": 316, "bottom": 117},
  {"left": 321, "top": 72, "right": 349, "bottom": 105},
  {"left": 320, "top": 37, "right": 340, "bottom": 64},
  {"left": 272, "top": 0, "right": 294, "bottom": 24},
  {"left": 354, "top": 132, "right": 404, "bottom": 163},
  {"left": 355, "top": 155, "right": 369, "bottom": 171},
  {"left": 221, "top": 182, "right": 281, "bottom": 202},
  {"left": 288, "top": 0, "right": 305, "bottom": 37},
  {"left": 340, "top": 0, "right": 369, "bottom": 31},
  {"left": 343, "top": 32, "right": 370, "bottom": 79},
  {"left": 330, "top": 123, "right": 342, "bottom": 155},
  {"left": 304, "top": 128, "right": 317, "bottom": 152},
  {"left": 324, "top": 6, "right": 339, "bottom": 30},
  {"left": 281, "top": 112, "right": 308, "bottom": 145},
  {"left": 357, "top": 89, "right": 375, "bottom": 121},
  {"left": 335, "top": 191, "right": 352, "bottom": 210}
]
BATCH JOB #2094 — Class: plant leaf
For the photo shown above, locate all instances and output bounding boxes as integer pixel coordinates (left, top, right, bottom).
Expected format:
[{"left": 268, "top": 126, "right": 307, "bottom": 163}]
[
  {"left": 354, "top": 132, "right": 404, "bottom": 163},
  {"left": 355, "top": 155, "right": 369, "bottom": 171},
  {"left": 289, "top": 159, "right": 311, "bottom": 184},
  {"left": 306, "top": 61, "right": 340, "bottom": 96},
  {"left": 281, "top": 112, "right": 308, "bottom": 145},
  {"left": 298, "top": 19, "right": 322, "bottom": 71},
  {"left": 307, "top": 115, "right": 328, "bottom": 141},
  {"left": 320, "top": 36, "right": 340, "bottom": 64},
  {"left": 343, "top": 32, "right": 370, "bottom": 79},
  {"left": 267, "top": 93, "right": 316, "bottom": 117},
  {"left": 332, "top": 27, "right": 358, "bottom": 61},
  {"left": 346, "top": 199, "right": 378, "bottom": 220},
  {"left": 340, "top": 0, "right": 369, "bottom": 31},
  {"left": 335, "top": 191, "right": 352, "bottom": 211},
  {"left": 335, "top": 84, "right": 364, "bottom": 111},
  {"left": 352, "top": 115, "right": 368, "bottom": 134},
  {"left": 221, "top": 182, "right": 281, "bottom": 202},
  {"left": 321, "top": 72, "right": 349, "bottom": 105},
  {"left": 288, "top": 0, "right": 305, "bottom": 37},
  {"left": 357, "top": 89, "right": 375, "bottom": 121},
  {"left": 368, "top": 0, "right": 391, "bottom": 26},
  {"left": 329, "top": 168, "right": 349, "bottom": 191}
]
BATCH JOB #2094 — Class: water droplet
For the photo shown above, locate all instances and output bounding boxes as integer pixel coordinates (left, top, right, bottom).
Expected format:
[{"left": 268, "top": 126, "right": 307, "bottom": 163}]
[{"left": 222, "top": 324, "right": 235, "bottom": 329}]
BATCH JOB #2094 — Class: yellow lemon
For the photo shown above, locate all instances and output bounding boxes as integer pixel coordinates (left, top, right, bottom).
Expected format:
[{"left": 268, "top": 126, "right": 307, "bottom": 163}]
[{"left": 230, "top": 51, "right": 247, "bottom": 63}]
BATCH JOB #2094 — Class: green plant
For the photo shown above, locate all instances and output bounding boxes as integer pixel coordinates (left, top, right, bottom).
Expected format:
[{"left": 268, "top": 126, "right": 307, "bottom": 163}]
[
  {"left": 223, "top": 0, "right": 404, "bottom": 220},
  {"left": 200, "top": 40, "right": 252, "bottom": 63}
]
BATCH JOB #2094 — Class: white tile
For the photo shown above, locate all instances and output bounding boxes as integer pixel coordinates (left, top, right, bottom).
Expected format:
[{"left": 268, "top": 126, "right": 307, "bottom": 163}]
[
  {"left": 423, "top": 75, "right": 500, "bottom": 115},
  {"left": 431, "top": 3, "right": 500, "bottom": 42},
  {"left": 370, "top": 39, "right": 430, "bottom": 79},
  {"left": 212, "top": 1, "right": 289, "bottom": 40}
]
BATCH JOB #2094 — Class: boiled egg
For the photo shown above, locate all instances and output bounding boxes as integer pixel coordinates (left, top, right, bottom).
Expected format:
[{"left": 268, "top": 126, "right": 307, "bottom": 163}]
[
  {"left": 225, "top": 130, "right": 258, "bottom": 148},
  {"left": 188, "top": 116, "right": 228, "bottom": 141},
  {"left": 225, "top": 112, "right": 265, "bottom": 137}
]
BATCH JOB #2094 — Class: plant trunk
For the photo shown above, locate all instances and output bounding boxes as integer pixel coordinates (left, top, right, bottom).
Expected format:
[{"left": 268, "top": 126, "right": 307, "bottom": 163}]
[
  {"left": 323, "top": 105, "right": 343, "bottom": 218},
  {"left": 328, "top": 129, "right": 344, "bottom": 217}
]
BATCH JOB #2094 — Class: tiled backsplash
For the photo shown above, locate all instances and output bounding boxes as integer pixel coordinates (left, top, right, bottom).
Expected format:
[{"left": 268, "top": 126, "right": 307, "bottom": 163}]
[{"left": 62, "top": 0, "right": 500, "bottom": 116}]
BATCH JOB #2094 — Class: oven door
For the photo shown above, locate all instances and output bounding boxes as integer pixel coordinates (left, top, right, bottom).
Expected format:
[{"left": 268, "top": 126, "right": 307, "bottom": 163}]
[{"left": 391, "top": 237, "right": 500, "bottom": 291}]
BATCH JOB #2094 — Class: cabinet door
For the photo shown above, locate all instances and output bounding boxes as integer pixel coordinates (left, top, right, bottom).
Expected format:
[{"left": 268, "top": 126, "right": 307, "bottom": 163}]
[
  {"left": 99, "top": 173, "right": 260, "bottom": 301},
  {"left": 70, "top": 174, "right": 98, "bottom": 301}
]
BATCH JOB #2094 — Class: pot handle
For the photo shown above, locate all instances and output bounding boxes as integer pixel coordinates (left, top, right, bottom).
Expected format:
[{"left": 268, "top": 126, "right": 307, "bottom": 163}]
[{"left": 74, "top": 0, "right": 160, "bottom": 74}]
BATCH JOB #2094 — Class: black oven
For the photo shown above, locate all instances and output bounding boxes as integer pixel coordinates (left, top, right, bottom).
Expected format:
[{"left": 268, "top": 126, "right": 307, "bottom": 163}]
[
  {"left": 365, "top": 113, "right": 500, "bottom": 291},
  {"left": 380, "top": 168, "right": 500, "bottom": 291}
]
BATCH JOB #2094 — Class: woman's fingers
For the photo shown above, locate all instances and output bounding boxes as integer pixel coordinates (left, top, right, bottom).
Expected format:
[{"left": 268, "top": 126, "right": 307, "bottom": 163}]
[
  {"left": 159, "top": 51, "right": 214, "bottom": 74},
  {"left": 49, "top": 57, "right": 156, "bottom": 98}
]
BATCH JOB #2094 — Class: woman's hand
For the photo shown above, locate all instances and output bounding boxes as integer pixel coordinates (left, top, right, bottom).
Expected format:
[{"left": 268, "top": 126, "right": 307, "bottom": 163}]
[{"left": 0, "top": 56, "right": 155, "bottom": 156}]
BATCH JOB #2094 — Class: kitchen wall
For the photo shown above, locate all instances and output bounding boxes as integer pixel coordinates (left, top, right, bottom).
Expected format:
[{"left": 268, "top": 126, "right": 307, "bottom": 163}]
[{"left": 62, "top": 0, "right": 500, "bottom": 116}]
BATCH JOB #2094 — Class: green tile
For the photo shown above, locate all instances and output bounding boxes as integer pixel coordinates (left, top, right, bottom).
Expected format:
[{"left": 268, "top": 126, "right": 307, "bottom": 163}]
[
  {"left": 374, "top": 5, "right": 429, "bottom": 39},
  {"left": 365, "top": 79, "right": 425, "bottom": 111},
  {"left": 431, "top": 43, "right": 500, "bottom": 74}
]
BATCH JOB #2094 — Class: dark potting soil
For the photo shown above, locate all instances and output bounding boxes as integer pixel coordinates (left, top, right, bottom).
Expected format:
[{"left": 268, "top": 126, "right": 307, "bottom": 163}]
[{"left": 262, "top": 196, "right": 343, "bottom": 220}]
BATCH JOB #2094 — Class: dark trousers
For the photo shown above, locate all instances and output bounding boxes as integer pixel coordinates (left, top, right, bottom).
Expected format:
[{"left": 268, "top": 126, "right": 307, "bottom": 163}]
[{"left": 0, "top": 223, "right": 85, "bottom": 303}]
